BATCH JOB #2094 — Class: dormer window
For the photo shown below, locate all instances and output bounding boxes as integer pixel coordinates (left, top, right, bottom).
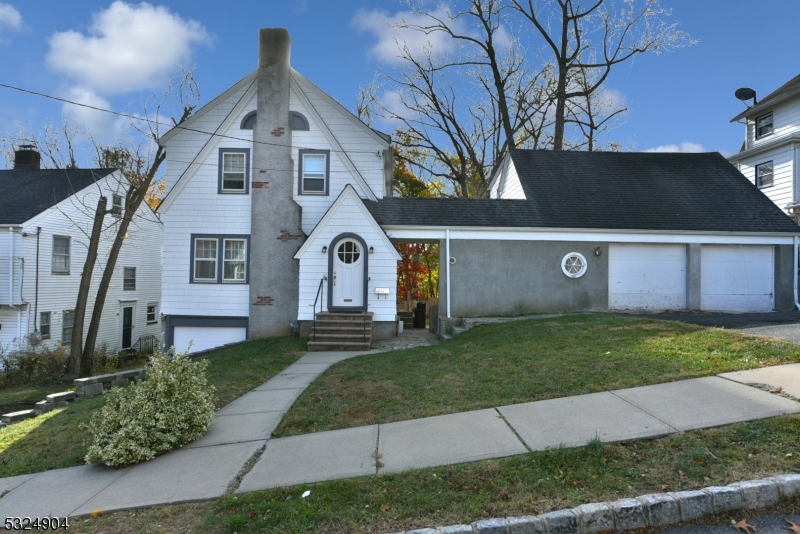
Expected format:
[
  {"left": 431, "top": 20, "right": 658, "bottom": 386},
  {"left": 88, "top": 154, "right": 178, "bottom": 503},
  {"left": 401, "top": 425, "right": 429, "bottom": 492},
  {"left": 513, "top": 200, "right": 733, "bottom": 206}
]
[{"left": 756, "top": 113, "right": 773, "bottom": 139}]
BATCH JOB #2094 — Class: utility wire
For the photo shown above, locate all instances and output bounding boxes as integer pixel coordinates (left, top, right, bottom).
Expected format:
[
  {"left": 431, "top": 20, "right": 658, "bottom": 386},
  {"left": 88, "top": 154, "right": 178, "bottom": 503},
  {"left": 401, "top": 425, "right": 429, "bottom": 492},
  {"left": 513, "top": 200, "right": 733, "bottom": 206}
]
[{"left": 0, "top": 82, "right": 390, "bottom": 156}]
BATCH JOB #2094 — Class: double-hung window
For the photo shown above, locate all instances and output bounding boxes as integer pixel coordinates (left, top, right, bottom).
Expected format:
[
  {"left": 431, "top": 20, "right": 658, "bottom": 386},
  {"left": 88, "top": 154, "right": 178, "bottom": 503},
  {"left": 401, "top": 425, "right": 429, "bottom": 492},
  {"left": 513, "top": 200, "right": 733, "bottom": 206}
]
[
  {"left": 62, "top": 310, "right": 74, "bottom": 344},
  {"left": 40, "top": 312, "right": 51, "bottom": 339},
  {"left": 756, "top": 161, "right": 773, "bottom": 188},
  {"left": 191, "top": 235, "right": 250, "bottom": 283},
  {"left": 112, "top": 194, "right": 123, "bottom": 218},
  {"left": 146, "top": 303, "right": 158, "bottom": 324},
  {"left": 218, "top": 148, "right": 250, "bottom": 193},
  {"left": 123, "top": 267, "right": 136, "bottom": 290},
  {"left": 756, "top": 113, "right": 773, "bottom": 139},
  {"left": 299, "top": 149, "right": 329, "bottom": 195},
  {"left": 52, "top": 236, "right": 70, "bottom": 274}
]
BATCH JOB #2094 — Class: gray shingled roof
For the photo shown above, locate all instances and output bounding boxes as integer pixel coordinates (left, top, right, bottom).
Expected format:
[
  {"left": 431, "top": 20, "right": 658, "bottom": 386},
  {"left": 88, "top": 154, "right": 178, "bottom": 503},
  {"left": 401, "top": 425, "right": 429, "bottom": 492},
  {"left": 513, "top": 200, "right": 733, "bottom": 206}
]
[
  {"left": 0, "top": 168, "right": 116, "bottom": 224},
  {"left": 364, "top": 150, "right": 799, "bottom": 234},
  {"left": 730, "top": 73, "right": 800, "bottom": 122}
]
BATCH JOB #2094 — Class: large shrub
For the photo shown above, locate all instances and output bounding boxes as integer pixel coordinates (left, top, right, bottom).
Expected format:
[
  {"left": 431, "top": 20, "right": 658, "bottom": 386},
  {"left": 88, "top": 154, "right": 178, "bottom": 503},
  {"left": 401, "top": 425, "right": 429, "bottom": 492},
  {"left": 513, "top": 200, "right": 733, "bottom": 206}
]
[
  {"left": 0, "top": 345, "right": 69, "bottom": 387},
  {"left": 85, "top": 350, "right": 216, "bottom": 466}
]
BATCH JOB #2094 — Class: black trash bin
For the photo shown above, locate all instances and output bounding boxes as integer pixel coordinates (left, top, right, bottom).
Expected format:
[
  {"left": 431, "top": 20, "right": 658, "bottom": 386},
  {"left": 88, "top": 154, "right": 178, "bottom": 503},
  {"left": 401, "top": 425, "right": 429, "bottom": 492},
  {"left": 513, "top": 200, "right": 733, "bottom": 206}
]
[{"left": 413, "top": 302, "right": 426, "bottom": 329}]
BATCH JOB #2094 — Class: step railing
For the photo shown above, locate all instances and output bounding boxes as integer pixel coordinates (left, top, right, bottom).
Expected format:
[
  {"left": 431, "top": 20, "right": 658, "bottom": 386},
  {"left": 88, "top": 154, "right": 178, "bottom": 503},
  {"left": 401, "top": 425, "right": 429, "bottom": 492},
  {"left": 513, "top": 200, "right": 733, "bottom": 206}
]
[{"left": 312, "top": 277, "right": 325, "bottom": 341}]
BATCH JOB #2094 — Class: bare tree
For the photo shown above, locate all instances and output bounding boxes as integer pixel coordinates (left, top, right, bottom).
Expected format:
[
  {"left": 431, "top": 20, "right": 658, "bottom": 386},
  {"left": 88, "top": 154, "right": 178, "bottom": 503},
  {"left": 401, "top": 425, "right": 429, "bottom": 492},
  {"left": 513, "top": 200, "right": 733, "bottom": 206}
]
[
  {"left": 365, "top": 0, "right": 692, "bottom": 196},
  {"left": 511, "top": 0, "right": 694, "bottom": 150}
]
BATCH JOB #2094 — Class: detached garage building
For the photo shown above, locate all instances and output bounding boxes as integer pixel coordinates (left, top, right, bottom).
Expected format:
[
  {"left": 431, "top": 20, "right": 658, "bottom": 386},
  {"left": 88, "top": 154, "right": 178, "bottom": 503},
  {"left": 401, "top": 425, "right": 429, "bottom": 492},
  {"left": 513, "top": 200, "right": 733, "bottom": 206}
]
[{"left": 366, "top": 150, "right": 800, "bottom": 320}]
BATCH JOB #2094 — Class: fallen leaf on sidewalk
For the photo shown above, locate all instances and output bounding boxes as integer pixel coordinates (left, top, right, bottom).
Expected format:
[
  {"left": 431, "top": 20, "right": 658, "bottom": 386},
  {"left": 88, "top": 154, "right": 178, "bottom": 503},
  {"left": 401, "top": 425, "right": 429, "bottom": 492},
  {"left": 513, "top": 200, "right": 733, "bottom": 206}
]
[
  {"left": 733, "top": 518, "right": 757, "bottom": 534},
  {"left": 786, "top": 521, "right": 800, "bottom": 534}
]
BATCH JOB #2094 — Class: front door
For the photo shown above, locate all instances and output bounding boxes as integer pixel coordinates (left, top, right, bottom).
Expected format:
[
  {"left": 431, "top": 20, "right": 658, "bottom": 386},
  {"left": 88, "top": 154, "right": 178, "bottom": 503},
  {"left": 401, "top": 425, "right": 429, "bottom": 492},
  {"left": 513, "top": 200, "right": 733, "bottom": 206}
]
[
  {"left": 121, "top": 304, "right": 135, "bottom": 349},
  {"left": 331, "top": 237, "right": 364, "bottom": 308}
]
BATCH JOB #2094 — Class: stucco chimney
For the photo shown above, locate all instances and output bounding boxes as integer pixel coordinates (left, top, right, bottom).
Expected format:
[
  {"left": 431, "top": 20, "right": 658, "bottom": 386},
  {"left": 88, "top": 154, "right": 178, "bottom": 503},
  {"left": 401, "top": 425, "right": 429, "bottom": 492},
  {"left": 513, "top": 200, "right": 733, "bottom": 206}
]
[
  {"left": 249, "top": 28, "right": 304, "bottom": 337},
  {"left": 14, "top": 145, "right": 41, "bottom": 171}
]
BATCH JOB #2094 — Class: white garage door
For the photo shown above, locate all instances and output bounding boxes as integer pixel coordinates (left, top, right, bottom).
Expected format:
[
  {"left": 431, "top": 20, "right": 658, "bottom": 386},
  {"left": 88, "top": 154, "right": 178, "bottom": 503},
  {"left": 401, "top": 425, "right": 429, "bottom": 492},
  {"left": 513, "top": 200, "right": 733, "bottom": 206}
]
[
  {"left": 173, "top": 326, "right": 247, "bottom": 354},
  {"left": 701, "top": 245, "right": 773, "bottom": 312},
  {"left": 609, "top": 244, "right": 686, "bottom": 311}
]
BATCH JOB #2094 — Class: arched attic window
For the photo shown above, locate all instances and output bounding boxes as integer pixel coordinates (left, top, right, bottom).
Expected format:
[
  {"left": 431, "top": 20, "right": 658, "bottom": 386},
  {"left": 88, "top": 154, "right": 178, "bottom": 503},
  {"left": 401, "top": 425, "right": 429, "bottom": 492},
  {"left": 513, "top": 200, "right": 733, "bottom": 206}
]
[
  {"left": 290, "top": 111, "right": 309, "bottom": 131},
  {"left": 240, "top": 111, "right": 257, "bottom": 130}
]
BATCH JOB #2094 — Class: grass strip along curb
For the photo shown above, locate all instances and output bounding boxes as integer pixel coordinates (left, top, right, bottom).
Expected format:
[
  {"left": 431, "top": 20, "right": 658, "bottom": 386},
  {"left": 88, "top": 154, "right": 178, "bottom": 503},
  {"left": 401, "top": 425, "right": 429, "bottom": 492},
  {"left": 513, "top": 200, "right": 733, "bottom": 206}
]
[{"left": 390, "top": 475, "right": 800, "bottom": 534}]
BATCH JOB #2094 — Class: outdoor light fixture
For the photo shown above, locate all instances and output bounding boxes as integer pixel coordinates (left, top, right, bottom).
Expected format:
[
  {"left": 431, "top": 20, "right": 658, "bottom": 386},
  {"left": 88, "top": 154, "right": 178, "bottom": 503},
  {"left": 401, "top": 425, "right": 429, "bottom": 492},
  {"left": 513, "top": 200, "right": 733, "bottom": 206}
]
[
  {"left": 322, "top": 246, "right": 327, "bottom": 253},
  {"left": 595, "top": 246, "right": 602, "bottom": 256},
  {"left": 369, "top": 246, "right": 374, "bottom": 254}
]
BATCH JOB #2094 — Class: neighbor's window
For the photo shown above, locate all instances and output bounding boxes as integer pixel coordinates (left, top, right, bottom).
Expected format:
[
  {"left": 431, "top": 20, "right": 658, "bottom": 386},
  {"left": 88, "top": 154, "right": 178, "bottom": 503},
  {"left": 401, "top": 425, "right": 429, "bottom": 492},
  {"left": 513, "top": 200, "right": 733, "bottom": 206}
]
[
  {"left": 300, "top": 150, "right": 328, "bottom": 194},
  {"left": 52, "top": 236, "right": 70, "bottom": 274},
  {"left": 123, "top": 267, "right": 136, "bottom": 290},
  {"left": 756, "top": 113, "right": 773, "bottom": 139},
  {"left": 194, "top": 238, "right": 218, "bottom": 281},
  {"left": 112, "top": 194, "right": 123, "bottom": 218},
  {"left": 218, "top": 149, "right": 250, "bottom": 193},
  {"left": 62, "top": 310, "right": 74, "bottom": 344},
  {"left": 146, "top": 303, "right": 157, "bottom": 324},
  {"left": 756, "top": 161, "right": 774, "bottom": 188},
  {"left": 40, "top": 312, "right": 51, "bottom": 339},
  {"left": 223, "top": 239, "right": 247, "bottom": 282}
]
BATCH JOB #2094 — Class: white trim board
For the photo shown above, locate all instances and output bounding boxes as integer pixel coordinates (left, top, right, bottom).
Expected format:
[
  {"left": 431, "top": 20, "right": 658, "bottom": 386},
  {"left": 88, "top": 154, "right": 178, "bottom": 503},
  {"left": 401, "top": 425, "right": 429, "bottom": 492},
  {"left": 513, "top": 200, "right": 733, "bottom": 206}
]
[
  {"left": 294, "top": 184, "right": 400, "bottom": 260},
  {"left": 382, "top": 226, "right": 798, "bottom": 245},
  {"left": 159, "top": 79, "right": 258, "bottom": 213},
  {"left": 290, "top": 75, "right": 378, "bottom": 201}
]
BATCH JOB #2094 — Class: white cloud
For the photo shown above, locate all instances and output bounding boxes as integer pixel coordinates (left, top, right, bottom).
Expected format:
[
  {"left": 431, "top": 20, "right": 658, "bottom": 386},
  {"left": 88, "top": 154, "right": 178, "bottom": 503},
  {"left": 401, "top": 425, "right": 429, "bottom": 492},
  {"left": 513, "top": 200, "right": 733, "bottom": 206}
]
[
  {"left": 46, "top": 1, "right": 209, "bottom": 95},
  {"left": 0, "top": 3, "right": 23, "bottom": 41},
  {"left": 644, "top": 141, "right": 706, "bottom": 153},
  {"left": 351, "top": 6, "right": 466, "bottom": 65}
]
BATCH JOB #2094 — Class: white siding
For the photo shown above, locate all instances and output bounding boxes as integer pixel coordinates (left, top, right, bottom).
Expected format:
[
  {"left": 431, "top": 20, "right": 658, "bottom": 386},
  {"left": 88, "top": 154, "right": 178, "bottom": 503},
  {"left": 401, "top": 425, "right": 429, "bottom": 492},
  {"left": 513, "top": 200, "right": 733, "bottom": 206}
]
[
  {"left": 0, "top": 304, "right": 28, "bottom": 353},
  {"left": 747, "top": 99, "right": 800, "bottom": 150},
  {"left": 738, "top": 145, "right": 795, "bottom": 209},
  {"left": 0, "top": 230, "right": 23, "bottom": 305},
  {"left": 608, "top": 244, "right": 686, "bottom": 311},
  {"left": 499, "top": 160, "right": 525, "bottom": 199},
  {"left": 14, "top": 173, "right": 163, "bottom": 353},
  {"left": 700, "top": 245, "right": 774, "bottom": 312},
  {"left": 297, "top": 193, "right": 397, "bottom": 322}
]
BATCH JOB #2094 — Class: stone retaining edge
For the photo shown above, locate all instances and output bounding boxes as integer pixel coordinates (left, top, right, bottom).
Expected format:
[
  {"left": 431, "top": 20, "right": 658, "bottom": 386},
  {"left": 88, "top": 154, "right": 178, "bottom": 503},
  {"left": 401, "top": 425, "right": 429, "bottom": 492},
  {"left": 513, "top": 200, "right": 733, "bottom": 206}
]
[{"left": 392, "top": 474, "right": 800, "bottom": 534}]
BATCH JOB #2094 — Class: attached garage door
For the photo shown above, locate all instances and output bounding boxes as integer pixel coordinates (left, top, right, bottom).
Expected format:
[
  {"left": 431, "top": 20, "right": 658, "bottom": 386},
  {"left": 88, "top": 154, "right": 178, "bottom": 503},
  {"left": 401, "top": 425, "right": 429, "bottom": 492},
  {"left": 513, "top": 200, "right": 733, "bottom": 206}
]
[
  {"left": 609, "top": 244, "right": 686, "bottom": 311},
  {"left": 701, "top": 245, "right": 773, "bottom": 312},
  {"left": 173, "top": 326, "right": 247, "bottom": 354}
]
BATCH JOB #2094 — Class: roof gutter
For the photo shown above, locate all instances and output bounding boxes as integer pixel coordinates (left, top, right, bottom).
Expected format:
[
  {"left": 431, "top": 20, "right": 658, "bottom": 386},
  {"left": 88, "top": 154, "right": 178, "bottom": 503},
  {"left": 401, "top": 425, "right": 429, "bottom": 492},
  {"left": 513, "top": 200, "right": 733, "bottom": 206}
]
[
  {"left": 729, "top": 88, "right": 800, "bottom": 122},
  {"left": 728, "top": 132, "right": 800, "bottom": 162}
]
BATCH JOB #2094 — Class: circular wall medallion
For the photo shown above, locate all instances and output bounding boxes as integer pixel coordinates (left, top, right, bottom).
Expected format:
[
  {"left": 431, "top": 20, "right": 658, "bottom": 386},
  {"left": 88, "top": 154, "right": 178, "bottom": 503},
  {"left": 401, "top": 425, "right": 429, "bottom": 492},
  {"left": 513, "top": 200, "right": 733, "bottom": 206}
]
[{"left": 561, "top": 252, "right": 588, "bottom": 278}]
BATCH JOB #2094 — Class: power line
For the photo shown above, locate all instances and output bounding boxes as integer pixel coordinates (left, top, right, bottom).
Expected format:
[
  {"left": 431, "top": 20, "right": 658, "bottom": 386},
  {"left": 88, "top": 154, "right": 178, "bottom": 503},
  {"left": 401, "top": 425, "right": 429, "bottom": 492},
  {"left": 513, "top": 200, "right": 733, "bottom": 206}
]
[{"left": 0, "top": 82, "right": 391, "bottom": 156}]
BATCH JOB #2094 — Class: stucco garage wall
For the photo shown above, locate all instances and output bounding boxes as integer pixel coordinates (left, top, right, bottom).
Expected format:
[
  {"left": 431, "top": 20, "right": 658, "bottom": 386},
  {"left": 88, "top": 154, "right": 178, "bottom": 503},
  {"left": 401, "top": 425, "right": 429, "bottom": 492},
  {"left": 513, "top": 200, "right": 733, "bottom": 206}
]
[{"left": 441, "top": 240, "right": 609, "bottom": 317}]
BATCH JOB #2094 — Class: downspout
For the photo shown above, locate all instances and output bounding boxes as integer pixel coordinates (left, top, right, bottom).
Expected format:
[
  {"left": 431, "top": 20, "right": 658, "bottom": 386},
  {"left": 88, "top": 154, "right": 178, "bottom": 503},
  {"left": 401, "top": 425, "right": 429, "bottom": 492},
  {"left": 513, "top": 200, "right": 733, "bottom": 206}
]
[
  {"left": 445, "top": 228, "right": 451, "bottom": 319},
  {"left": 794, "top": 236, "right": 800, "bottom": 310},
  {"left": 34, "top": 227, "right": 40, "bottom": 332},
  {"left": 8, "top": 227, "right": 22, "bottom": 348}
]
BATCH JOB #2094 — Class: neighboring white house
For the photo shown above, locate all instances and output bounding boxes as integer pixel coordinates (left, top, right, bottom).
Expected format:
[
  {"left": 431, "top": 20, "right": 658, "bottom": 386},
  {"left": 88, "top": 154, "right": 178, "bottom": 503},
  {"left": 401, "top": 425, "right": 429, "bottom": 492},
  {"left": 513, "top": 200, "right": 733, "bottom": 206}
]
[
  {"left": 729, "top": 73, "right": 800, "bottom": 222},
  {"left": 0, "top": 147, "right": 163, "bottom": 354},
  {"left": 157, "top": 29, "right": 800, "bottom": 354}
]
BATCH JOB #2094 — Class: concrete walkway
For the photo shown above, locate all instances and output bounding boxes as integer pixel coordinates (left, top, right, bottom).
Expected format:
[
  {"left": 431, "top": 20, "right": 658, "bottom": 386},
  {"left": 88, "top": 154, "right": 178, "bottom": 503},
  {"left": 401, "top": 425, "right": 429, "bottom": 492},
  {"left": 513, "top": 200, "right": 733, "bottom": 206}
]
[{"left": 1, "top": 356, "right": 799, "bottom": 520}]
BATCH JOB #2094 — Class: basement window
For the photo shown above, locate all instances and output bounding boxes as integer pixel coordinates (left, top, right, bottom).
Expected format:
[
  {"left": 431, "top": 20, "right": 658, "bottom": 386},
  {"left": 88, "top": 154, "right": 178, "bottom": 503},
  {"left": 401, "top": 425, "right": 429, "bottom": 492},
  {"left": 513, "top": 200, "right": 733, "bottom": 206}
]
[{"left": 756, "top": 161, "right": 773, "bottom": 188}]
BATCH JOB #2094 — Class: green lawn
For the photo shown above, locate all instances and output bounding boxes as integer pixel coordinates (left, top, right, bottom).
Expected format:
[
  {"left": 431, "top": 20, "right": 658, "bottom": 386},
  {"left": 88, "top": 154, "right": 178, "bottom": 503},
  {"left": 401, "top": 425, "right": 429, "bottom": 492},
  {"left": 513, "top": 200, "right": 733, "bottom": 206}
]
[
  {"left": 0, "top": 336, "right": 306, "bottom": 478},
  {"left": 274, "top": 314, "right": 800, "bottom": 437},
  {"left": 71, "top": 414, "right": 800, "bottom": 534}
]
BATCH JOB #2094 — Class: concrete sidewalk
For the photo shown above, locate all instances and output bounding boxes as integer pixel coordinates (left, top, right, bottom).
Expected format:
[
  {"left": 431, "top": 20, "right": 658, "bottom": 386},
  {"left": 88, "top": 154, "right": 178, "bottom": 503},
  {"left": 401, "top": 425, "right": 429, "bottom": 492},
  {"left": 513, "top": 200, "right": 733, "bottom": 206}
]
[{"left": 1, "top": 357, "right": 799, "bottom": 519}]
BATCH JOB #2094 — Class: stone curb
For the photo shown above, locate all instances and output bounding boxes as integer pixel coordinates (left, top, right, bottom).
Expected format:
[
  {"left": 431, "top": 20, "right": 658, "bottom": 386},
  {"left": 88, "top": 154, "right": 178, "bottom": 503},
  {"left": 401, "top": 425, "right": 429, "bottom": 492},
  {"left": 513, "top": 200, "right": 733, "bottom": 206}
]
[{"left": 393, "top": 474, "right": 800, "bottom": 534}]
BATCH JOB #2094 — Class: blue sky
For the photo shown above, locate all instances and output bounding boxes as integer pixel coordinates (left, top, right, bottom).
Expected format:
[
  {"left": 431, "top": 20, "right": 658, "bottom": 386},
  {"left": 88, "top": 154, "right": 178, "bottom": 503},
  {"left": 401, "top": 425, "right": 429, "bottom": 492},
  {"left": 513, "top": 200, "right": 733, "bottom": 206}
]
[{"left": 0, "top": 0, "right": 798, "bottom": 166}]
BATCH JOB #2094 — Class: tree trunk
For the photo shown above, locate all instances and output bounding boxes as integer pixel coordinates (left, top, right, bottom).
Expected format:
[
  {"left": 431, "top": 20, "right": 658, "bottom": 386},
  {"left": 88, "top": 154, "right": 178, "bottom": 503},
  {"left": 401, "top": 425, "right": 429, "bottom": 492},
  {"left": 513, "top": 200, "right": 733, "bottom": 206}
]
[{"left": 69, "top": 196, "right": 107, "bottom": 376}]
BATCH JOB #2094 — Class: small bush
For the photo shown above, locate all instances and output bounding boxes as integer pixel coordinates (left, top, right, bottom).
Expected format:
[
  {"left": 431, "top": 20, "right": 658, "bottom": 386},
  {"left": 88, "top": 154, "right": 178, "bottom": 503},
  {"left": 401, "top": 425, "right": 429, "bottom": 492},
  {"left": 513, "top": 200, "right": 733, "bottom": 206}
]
[
  {"left": 0, "top": 345, "right": 69, "bottom": 387},
  {"left": 90, "top": 342, "right": 120, "bottom": 375},
  {"left": 84, "top": 350, "right": 216, "bottom": 466}
]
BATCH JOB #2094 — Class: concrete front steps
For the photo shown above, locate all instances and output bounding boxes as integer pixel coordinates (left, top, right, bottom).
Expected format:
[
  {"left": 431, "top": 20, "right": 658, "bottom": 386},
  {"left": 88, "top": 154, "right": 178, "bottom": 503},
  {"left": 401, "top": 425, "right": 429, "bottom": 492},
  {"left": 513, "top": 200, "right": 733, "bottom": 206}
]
[{"left": 307, "top": 312, "right": 373, "bottom": 351}]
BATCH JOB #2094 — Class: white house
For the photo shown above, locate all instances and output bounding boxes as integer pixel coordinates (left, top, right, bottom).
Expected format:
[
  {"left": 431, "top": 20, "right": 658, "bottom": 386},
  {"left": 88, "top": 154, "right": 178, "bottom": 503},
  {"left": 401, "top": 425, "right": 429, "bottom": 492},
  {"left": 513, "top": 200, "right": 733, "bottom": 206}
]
[
  {"left": 0, "top": 147, "right": 163, "bottom": 355},
  {"left": 157, "top": 29, "right": 800, "bottom": 354},
  {"left": 729, "top": 73, "right": 800, "bottom": 222}
]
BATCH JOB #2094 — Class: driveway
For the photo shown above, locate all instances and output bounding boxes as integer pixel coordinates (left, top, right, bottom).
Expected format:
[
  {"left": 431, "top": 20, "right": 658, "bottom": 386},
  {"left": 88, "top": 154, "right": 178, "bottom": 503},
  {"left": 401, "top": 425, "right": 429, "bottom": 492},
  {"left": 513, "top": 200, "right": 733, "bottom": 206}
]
[{"left": 636, "top": 310, "right": 800, "bottom": 343}]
